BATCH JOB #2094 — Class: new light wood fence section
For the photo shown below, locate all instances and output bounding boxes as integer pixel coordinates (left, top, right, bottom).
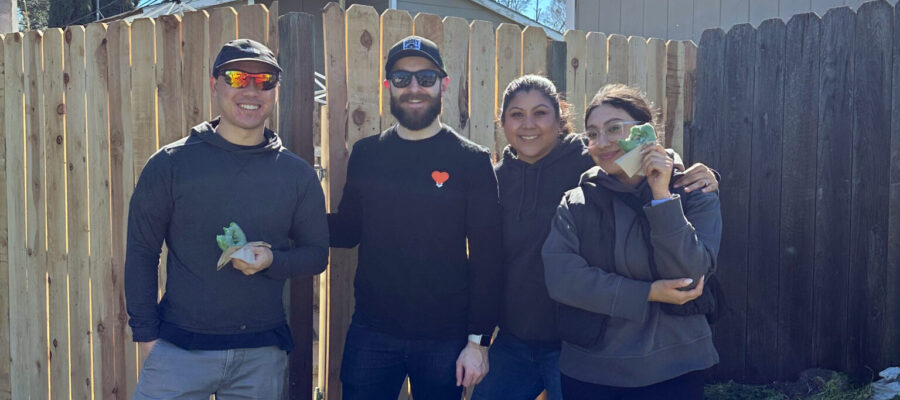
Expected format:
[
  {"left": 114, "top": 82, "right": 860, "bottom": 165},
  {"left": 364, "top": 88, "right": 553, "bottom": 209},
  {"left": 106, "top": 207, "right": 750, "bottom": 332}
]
[
  {"left": 319, "top": 3, "right": 696, "bottom": 399},
  {"left": 0, "top": 4, "right": 325, "bottom": 399},
  {"left": 690, "top": 0, "right": 900, "bottom": 384}
]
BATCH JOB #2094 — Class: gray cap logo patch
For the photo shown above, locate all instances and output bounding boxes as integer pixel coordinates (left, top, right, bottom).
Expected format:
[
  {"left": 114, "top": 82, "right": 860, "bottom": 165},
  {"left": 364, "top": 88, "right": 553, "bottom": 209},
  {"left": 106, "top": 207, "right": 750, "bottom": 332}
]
[{"left": 403, "top": 38, "right": 421, "bottom": 50}]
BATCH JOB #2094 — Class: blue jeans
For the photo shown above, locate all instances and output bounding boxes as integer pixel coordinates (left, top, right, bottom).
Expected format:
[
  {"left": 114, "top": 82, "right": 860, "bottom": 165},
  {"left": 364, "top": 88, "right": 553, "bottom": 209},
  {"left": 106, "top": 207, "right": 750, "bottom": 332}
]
[
  {"left": 471, "top": 331, "right": 562, "bottom": 400},
  {"left": 340, "top": 322, "right": 467, "bottom": 400},
  {"left": 133, "top": 339, "right": 287, "bottom": 400}
]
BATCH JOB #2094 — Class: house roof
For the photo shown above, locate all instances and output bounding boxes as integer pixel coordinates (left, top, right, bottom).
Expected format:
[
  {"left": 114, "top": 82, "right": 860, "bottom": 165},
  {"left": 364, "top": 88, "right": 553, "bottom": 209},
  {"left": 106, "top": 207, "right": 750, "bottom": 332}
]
[{"left": 101, "top": 0, "right": 252, "bottom": 23}]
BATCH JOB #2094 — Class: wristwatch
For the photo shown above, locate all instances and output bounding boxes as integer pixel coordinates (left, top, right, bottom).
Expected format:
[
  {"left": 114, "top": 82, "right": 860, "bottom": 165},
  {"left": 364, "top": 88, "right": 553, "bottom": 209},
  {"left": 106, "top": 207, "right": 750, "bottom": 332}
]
[{"left": 468, "top": 334, "right": 491, "bottom": 347}]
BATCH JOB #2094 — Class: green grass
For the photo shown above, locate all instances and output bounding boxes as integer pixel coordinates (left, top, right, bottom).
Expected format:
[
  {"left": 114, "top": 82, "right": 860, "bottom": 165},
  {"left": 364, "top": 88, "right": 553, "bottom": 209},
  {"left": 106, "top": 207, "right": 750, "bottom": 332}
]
[{"left": 704, "top": 373, "right": 893, "bottom": 400}]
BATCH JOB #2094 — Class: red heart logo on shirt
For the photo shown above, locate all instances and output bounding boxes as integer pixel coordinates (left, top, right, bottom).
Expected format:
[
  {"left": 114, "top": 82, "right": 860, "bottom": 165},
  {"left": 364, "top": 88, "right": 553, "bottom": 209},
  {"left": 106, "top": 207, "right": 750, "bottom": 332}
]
[{"left": 432, "top": 171, "right": 450, "bottom": 187}]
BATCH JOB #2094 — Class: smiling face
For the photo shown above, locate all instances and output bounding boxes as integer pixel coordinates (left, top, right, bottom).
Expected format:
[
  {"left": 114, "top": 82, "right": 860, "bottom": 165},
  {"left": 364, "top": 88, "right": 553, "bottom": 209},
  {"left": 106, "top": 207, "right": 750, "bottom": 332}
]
[
  {"left": 585, "top": 104, "right": 639, "bottom": 176},
  {"left": 388, "top": 56, "right": 446, "bottom": 130},
  {"left": 502, "top": 90, "right": 560, "bottom": 164},
  {"left": 210, "top": 60, "right": 278, "bottom": 134}
]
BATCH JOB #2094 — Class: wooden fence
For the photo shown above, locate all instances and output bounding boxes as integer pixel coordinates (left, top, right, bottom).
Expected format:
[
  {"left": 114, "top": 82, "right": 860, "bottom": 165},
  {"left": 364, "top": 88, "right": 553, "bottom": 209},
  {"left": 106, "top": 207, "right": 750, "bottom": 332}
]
[
  {"left": 319, "top": 3, "right": 697, "bottom": 398},
  {"left": 0, "top": 3, "right": 326, "bottom": 399},
  {"left": 689, "top": 0, "right": 900, "bottom": 384}
]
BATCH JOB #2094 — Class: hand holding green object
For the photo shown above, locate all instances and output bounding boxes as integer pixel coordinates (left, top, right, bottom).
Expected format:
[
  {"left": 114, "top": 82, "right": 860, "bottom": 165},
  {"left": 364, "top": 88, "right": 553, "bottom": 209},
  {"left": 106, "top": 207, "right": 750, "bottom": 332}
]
[
  {"left": 618, "top": 123, "right": 657, "bottom": 152},
  {"left": 216, "top": 222, "right": 248, "bottom": 251}
]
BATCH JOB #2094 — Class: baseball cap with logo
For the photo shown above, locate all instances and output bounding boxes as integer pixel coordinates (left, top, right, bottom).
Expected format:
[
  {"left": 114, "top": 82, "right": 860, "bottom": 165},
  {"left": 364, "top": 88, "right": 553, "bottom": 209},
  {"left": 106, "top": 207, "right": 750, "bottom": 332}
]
[
  {"left": 212, "top": 38, "right": 282, "bottom": 77},
  {"left": 384, "top": 35, "right": 447, "bottom": 78}
]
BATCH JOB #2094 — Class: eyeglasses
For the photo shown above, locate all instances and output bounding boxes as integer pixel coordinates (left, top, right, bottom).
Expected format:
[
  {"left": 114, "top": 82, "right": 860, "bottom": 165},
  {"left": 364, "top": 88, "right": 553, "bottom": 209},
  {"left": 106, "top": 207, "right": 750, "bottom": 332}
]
[
  {"left": 584, "top": 120, "right": 643, "bottom": 142},
  {"left": 387, "top": 70, "right": 442, "bottom": 88},
  {"left": 221, "top": 70, "right": 279, "bottom": 91}
]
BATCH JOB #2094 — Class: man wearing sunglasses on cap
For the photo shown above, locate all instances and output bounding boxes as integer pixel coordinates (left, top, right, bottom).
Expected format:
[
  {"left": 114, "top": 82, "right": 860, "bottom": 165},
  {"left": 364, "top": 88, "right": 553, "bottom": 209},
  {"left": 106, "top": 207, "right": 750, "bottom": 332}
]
[
  {"left": 125, "top": 38, "right": 329, "bottom": 399},
  {"left": 328, "top": 35, "right": 503, "bottom": 399}
]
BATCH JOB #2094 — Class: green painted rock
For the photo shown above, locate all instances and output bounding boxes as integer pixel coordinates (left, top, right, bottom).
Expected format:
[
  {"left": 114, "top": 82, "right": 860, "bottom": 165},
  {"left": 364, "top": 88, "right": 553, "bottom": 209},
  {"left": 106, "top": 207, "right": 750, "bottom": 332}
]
[
  {"left": 618, "top": 123, "right": 657, "bottom": 152},
  {"left": 216, "top": 222, "right": 248, "bottom": 251}
]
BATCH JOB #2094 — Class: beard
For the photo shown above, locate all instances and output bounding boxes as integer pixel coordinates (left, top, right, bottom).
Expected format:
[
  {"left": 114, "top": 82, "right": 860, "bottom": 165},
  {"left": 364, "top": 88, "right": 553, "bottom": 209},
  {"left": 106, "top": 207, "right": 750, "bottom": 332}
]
[{"left": 390, "top": 91, "right": 442, "bottom": 130}]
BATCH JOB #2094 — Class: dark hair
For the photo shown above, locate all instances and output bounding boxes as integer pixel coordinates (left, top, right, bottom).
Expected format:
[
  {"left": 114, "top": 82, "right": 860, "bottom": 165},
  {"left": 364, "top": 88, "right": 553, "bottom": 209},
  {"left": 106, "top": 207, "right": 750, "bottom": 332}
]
[
  {"left": 500, "top": 74, "right": 573, "bottom": 135},
  {"left": 584, "top": 84, "right": 661, "bottom": 132}
]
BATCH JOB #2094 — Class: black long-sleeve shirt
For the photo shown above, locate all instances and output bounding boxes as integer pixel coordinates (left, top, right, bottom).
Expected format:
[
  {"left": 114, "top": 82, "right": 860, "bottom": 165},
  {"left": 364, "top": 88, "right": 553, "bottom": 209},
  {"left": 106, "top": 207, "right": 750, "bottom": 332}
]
[
  {"left": 125, "top": 120, "right": 329, "bottom": 348},
  {"left": 328, "top": 126, "right": 503, "bottom": 339}
]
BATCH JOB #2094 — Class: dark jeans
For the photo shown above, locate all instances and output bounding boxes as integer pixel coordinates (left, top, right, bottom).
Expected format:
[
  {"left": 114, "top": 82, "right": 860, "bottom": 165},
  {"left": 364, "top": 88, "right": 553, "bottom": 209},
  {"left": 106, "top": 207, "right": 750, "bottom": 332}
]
[
  {"left": 340, "top": 322, "right": 467, "bottom": 400},
  {"left": 471, "top": 331, "right": 562, "bottom": 400},
  {"left": 561, "top": 369, "right": 706, "bottom": 400}
]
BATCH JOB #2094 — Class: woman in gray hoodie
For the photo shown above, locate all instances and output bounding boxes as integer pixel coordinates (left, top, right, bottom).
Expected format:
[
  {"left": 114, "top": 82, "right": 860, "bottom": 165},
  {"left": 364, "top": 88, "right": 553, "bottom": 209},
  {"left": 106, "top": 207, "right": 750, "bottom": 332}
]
[
  {"left": 542, "top": 84, "right": 722, "bottom": 399},
  {"left": 474, "top": 77, "right": 718, "bottom": 400}
]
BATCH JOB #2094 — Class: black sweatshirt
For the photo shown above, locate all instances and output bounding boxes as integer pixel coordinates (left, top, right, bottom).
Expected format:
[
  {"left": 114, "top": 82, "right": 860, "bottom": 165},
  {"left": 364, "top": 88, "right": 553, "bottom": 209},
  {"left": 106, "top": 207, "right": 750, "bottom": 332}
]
[
  {"left": 125, "top": 120, "right": 329, "bottom": 346},
  {"left": 328, "top": 126, "right": 503, "bottom": 339},
  {"left": 494, "top": 134, "right": 595, "bottom": 344}
]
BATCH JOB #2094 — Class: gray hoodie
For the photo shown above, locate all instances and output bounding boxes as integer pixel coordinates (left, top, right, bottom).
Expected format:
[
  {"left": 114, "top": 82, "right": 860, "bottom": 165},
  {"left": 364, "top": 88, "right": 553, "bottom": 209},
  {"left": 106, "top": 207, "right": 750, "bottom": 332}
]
[{"left": 542, "top": 166, "right": 722, "bottom": 387}]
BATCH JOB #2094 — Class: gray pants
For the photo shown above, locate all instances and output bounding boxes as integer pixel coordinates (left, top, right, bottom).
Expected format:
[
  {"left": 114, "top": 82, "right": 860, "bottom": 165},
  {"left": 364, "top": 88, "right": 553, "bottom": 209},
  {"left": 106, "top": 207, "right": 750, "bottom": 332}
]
[{"left": 133, "top": 339, "right": 287, "bottom": 400}]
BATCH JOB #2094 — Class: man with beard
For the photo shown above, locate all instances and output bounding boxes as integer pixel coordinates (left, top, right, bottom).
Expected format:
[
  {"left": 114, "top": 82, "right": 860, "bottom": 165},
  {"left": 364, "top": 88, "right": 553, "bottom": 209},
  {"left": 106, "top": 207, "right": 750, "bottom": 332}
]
[{"left": 328, "top": 36, "right": 503, "bottom": 399}]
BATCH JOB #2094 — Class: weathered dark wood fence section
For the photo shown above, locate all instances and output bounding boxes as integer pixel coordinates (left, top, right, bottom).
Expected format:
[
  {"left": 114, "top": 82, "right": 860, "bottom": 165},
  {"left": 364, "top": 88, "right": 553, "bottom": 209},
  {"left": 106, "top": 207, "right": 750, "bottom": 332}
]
[{"left": 689, "top": 0, "right": 900, "bottom": 384}]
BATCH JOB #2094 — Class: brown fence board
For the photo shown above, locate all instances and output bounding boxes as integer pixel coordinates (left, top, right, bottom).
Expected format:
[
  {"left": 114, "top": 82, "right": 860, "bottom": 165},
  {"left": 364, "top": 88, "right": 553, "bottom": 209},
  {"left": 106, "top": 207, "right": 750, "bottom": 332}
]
[
  {"left": 0, "top": 33, "right": 9, "bottom": 400},
  {"left": 664, "top": 40, "right": 684, "bottom": 154},
  {"left": 848, "top": 0, "right": 892, "bottom": 375},
  {"left": 778, "top": 12, "right": 821, "bottom": 380},
  {"left": 182, "top": 11, "right": 211, "bottom": 131},
  {"left": 64, "top": 25, "right": 93, "bottom": 400},
  {"left": 627, "top": 36, "right": 648, "bottom": 92},
  {"left": 413, "top": 12, "right": 443, "bottom": 49},
  {"left": 43, "top": 28, "right": 69, "bottom": 400},
  {"left": 4, "top": 32, "right": 30, "bottom": 399},
  {"left": 565, "top": 30, "right": 586, "bottom": 131},
  {"left": 746, "top": 18, "right": 783, "bottom": 384},
  {"left": 646, "top": 38, "right": 665, "bottom": 120},
  {"left": 888, "top": 0, "right": 900, "bottom": 368},
  {"left": 813, "top": 6, "right": 853, "bottom": 373},
  {"left": 522, "top": 26, "right": 547, "bottom": 75},
  {"left": 681, "top": 41, "right": 696, "bottom": 162},
  {"left": 607, "top": 34, "right": 628, "bottom": 85},
  {"left": 156, "top": 15, "right": 184, "bottom": 146},
  {"left": 209, "top": 7, "right": 238, "bottom": 119},
  {"left": 442, "top": 16, "right": 469, "bottom": 136},
  {"left": 107, "top": 20, "right": 135, "bottom": 395},
  {"left": 321, "top": 5, "right": 350, "bottom": 399},
  {"left": 278, "top": 13, "right": 316, "bottom": 400},
  {"left": 469, "top": 20, "right": 495, "bottom": 152},
  {"left": 585, "top": 32, "right": 606, "bottom": 105},
  {"left": 238, "top": 4, "right": 268, "bottom": 44},
  {"left": 24, "top": 30, "right": 49, "bottom": 398},
  {"left": 346, "top": 5, "right": 380, "bottom": 147},
  {"left": 132, "top": 18, "right": 158, "bottom": 178},
  {"left": 494, "top": 23, "right": 521, "bottom": 153},
  {"left": 379, "top": 9, "right": 412, "bottom": 131},
  {"left": 86, "top": 22, "right": 119, "bottom": 400}
]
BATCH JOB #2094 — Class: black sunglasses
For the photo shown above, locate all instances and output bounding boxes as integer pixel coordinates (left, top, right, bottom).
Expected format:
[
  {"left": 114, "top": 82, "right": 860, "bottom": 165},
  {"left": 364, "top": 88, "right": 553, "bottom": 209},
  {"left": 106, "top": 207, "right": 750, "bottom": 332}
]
[{"left": 387, "top": 70, "right": 442, "bottom": 88}]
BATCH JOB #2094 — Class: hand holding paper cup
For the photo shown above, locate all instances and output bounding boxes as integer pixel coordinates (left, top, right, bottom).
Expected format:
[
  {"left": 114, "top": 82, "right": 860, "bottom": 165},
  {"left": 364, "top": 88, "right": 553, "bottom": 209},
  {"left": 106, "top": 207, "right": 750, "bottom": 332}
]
[
  {"left": 215, "top": 222, "right": 272, "bottom": 270},
  {"left": 614, "top": 123, "right": 658, "bottom": 178}
]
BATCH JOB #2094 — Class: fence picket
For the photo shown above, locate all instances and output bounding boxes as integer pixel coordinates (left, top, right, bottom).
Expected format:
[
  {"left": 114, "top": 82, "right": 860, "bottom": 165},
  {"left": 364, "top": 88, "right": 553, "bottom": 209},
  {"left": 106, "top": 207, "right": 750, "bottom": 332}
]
[
  {"left": 522, "top": 26, "right": 547, "bottom": 75},
  {"left": 24, "top": 30, "right": 49, "bottom": 398},
  {"left": 379, "top": 9, "right": 412, "bottom": 131},
  {"left": 681, "top": 41, "right": 696, "bottom": 162},
  {"left": 585, "top": 32, "right": 606, "bottom": 106},
  {"left": 156, "top": 15, "right": 184, "bottom": 146},
  {"left": 887, "top": 0, "right": 900, "bottom": 370},
  {"left": 413, "top": 12, "right": 443, "bottom": 49},
  {"left": 469, "top": 20, "right": 495, "bottom": 152},
  {"left": 321, "top": 5, "right": 351, "bottom": 400},
  {"left": 64, "top": 25, "right": 93, "bottom": 400},
  {"left": 664, "top": 40, "right": 684, "bottom": 154},
  {"left": 346, "top": 5, "right": 380, "bottom": 147},
  {"left": 43, "top": 28, "right": 69, "bottom": 400},
  {"left": 494, "top": 23, "right": 521, "bottom": 153},
  {"left": 182, "top": 11, "right": 211, "bottom": 131},
  {"left": 646, "top": 38, "right": 665, "bottom": 122},
  {"left": 778, "top": 12, "right": 821, "bottom": 380},
  {"left": 209, "top": 7, "right": 237, "bottom": 118},
  {"left": 626, "top": 36, "right": 648, "bottom": 92},
  {"left": 607, "top": 34, "right": 628, "bottom": 84},
  {"left": 746, "top": 18, "right": 784, "bottom": 384},
  {"left": 848, "top": 0, "right": 892, "bottom": 375},
  {"left": 564, "top": 30, "right": 586, "bottom": 131},
  {"left": 0, "top": 33, "right": 9, "bottom": 400},
  {"left": 442, "top": 16, "right": 469, "bottom": 136}
]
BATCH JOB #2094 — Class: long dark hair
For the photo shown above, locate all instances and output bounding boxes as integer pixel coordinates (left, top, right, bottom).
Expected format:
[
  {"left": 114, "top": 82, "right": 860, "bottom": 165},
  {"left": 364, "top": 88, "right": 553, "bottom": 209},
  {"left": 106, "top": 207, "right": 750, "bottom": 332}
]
[{"left": 585, "top": 84, "right": 661, "bottom": 133}]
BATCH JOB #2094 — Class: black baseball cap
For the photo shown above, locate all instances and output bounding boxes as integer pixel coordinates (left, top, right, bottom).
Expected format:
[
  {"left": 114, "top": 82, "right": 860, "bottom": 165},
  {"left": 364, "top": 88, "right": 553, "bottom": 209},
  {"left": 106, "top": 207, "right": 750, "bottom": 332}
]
[
  {"left": 384, "top": 35, "right": 447, "bottom": 78},
  {"left": 212, "top": 39, "right": 282, "bottom": 76}
]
